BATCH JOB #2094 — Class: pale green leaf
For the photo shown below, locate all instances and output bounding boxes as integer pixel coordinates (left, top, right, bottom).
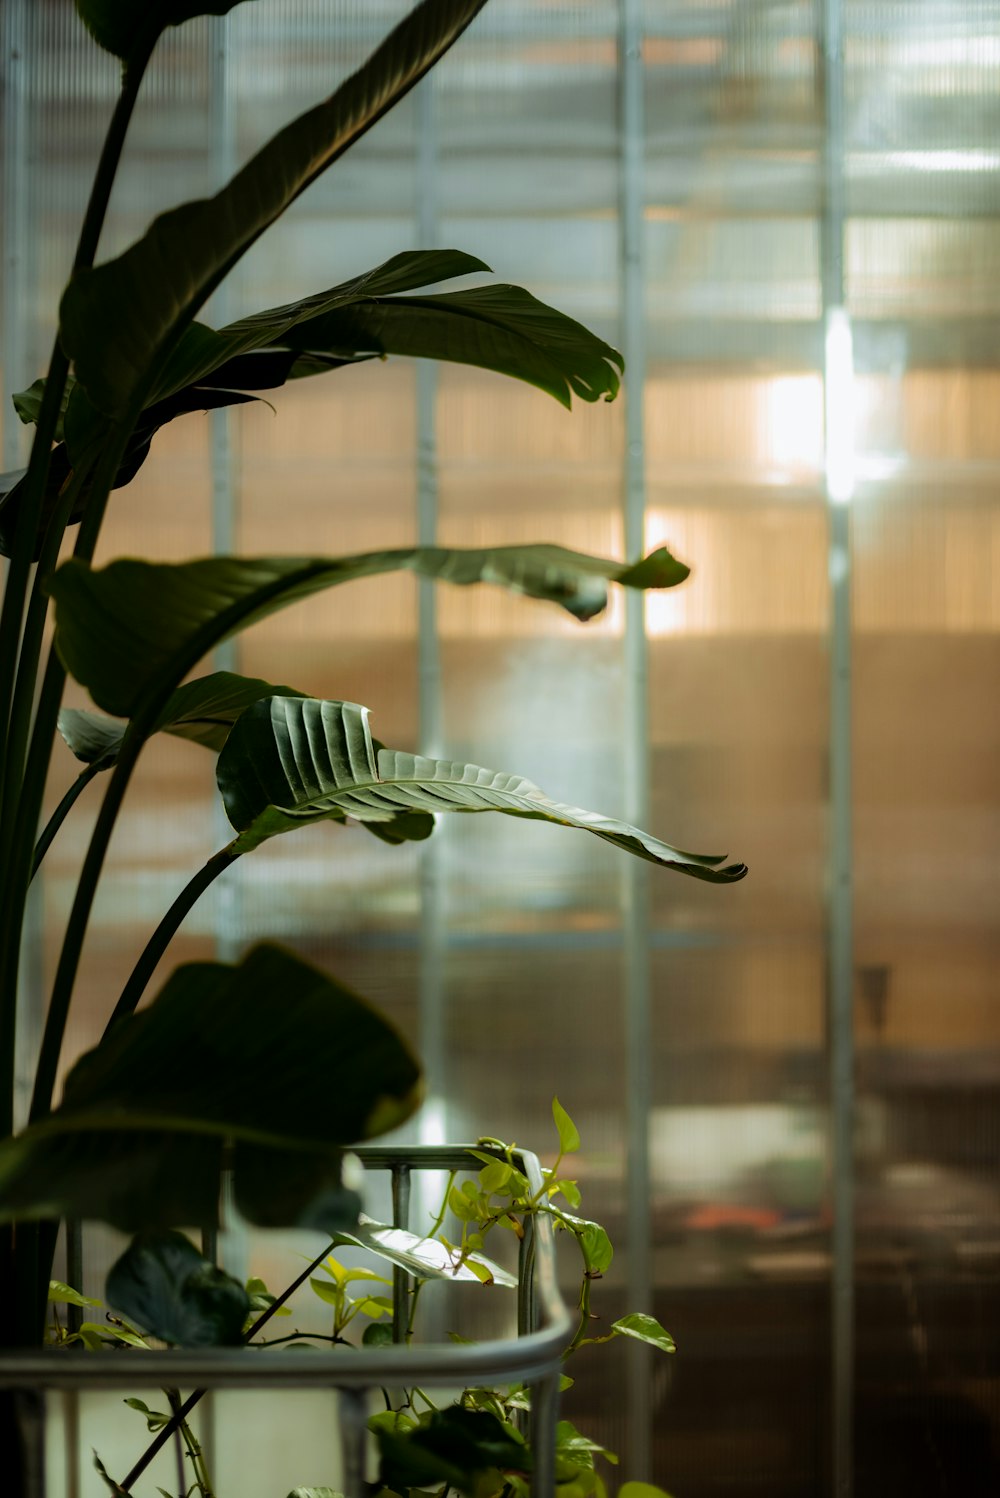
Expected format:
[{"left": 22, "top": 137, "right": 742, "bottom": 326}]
[
  {"left": 611, "top": 1312, "right": 676, "bottom": 1354},
  {"left": 552, "top": 1097, "right": 581, "bottom": 1155}
]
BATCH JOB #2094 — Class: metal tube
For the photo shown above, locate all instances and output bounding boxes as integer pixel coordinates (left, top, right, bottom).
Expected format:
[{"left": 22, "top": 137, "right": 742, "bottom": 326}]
[
  {"left": 619, "top": 0, "right": 653, "bottom": 1480},
  {"left": 338, "top": 1385, "right": 368, "bottom": 1497},
  {"left": 821, "top": 2, "right": 854, "bottom": 1495},
  {"left": 415, "top": 72, "right": 448, "bottom": 1162}
]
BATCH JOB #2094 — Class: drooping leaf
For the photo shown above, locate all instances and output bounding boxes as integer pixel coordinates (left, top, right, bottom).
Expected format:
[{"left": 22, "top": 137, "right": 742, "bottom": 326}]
[
  {"left": 0, "top": 944, "right": 420, "bottom": 1231},
  {"left": 106, "top": 1230, "right": 248, "bottom": 1347},
  {"left": 56, "top": 708, "right": 126, "bottom": 766},
  {"left": 611, "top": 1312, "right": 676, "bottom": 1353},
  {"left": 48, "top": 544, "right": 690, "bottom": 719},
  {"left": 152, "top": 260, "right": 621, "bottom": 410},
  {"left": 61, "top": 0, "right": 490, "bottom": 416},
  {"left": 75, "top": 2, "right": 256, "bottom": 62},
  {"left": 552, "top": 1097, "right": 581, "bottom": 1155},
  {"left": 215, "top": 697, "right": 746, "bottom": 882},
  {"left": 12, "top": 375, "right": 74, "bottom": 439},
  {"left": 333, "top": 1215, "right": 517, "bottom": 1289},
  {"left": 151, "top": 249, "right": 490, "bottom": 402},
  {"left": 277, "top": 284, "right": 622, "bottom": 408}
]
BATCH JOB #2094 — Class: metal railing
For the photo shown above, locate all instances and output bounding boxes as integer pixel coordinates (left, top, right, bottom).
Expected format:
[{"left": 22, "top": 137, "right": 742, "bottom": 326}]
[{"left": 0, "top": 1145, "right": 572, "bottom": 1497}]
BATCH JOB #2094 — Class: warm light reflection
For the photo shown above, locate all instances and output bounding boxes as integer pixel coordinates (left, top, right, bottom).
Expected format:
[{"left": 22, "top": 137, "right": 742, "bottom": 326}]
[{"left": 766, "top": 374, "right": 824, "bottom": 474}]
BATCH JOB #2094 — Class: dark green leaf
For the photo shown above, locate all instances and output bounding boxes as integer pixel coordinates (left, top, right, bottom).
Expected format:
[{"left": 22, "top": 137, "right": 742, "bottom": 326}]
[
  {"left": 150, "top": 253, "right": 621, "bottom": 410},
  {"left": 0, "top": 944, "right": 420, "bottom": 1230},
  {"left": 61, "top": 1, "right": 489, "bottom": 415},
  {"left": 611, "top": 1312, "right": 675, "bottom": 1354},
  {"left": 75, "top": 1, "right": 257, "bottom": 63},
  {"left": 106, "top": 1230, "right": 248, "bottom": 1347},
  {"left": 152, "top": 249, "right": 488, "bottom": 401},
  {"left": 377, "top": 1406, "right": 529, "bottom": 1497},
  {"left": 48, "top": 544, "right": 691, "bottom": 719},
  {"left": 215, "top": 696, "right": 745, "bottom": 882},
  {"left": 12, "top": 375, "right": 74, "bottom": 439},
  {"left": 362, "top": 1321, "right": 394, "bottom": 1348},
  {"left": 277, "top": 284, "right": 622, "bottom": 408}
]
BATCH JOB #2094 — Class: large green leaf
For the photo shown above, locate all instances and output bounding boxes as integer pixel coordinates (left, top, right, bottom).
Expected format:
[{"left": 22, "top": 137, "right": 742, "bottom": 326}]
[
  {"left": 48, "top": 544, "right": 690, "bottom": 719},
  {"left": 106, "top": 1230, "right": 249, "bottom": 1347},
  {"left": 152, "top": 254, "right": 621, "bottom": 410},
  {"left": 151, "top": 249, "right": 490, "bottom": 402},
  {"left": 76, "top": 1, "right": 256, "bottom": 62},
  {"left": 61, "top": 0, "right": 489, "bottom": 415},
  {"left": 0, "top": 944, "right": 421, "bottom": 1231},
  {"left": 276, "top": 284, "right": 623, "bottom": 407},
  {"left": 216, "top": 697, "right": 747, "bottom": 882}
]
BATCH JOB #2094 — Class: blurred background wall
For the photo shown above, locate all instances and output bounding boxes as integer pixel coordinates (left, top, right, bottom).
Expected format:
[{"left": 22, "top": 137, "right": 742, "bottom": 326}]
[{"left": 1, "top": 2, "right": 998, "bottom": 1495}]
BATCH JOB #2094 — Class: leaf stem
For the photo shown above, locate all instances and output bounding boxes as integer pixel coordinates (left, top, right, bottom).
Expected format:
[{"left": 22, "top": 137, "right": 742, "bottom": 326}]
[
  {"left": 0, "top": 30, "right": 153, "bottom": 823},
  {"left": 28, "top": 727, "right": 144, "bottom": 1123},
  {"left": 103, "top": 846, "right": 240, "bottom": 1037},
  {"left": 0, "top": 33, "right": 154, "bottom": 1342},
  {"left": 166, "top": 1388, "right": 215, "bottom": 1498},
  {"left": 30, "top": 762, "right": 106, "bottom": 882}
]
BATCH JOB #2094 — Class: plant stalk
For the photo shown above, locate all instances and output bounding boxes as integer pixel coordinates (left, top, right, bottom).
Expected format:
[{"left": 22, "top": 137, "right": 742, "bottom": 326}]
[
  {"left": 30, "top": 762, "right": 106, "bottom": 881},
  {"left": 0, "top": 33, "right": 153, "bottom": 811},
  {"left": 0, "top": 35, "right": 155, "bottom": 1343},
  {"left": 28, "top": 728, "right": 145, "bottom": 1124},
  {"left": 104, "top": 847, "right": 241, "bottom": 1035}
]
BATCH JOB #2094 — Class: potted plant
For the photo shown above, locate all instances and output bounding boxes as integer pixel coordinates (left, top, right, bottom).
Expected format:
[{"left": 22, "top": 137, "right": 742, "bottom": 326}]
[{"left": 0, "top": 1, "right": 746, "bottom": 1491}]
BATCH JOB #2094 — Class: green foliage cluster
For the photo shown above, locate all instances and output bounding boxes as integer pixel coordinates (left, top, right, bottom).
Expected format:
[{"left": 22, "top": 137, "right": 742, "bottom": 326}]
[
  {"left": 57, "top": 1103, "right": 676, "bottom": 1498},
  {"left": 0, "top": 0, "right": 743, "bottom": 1490}
]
